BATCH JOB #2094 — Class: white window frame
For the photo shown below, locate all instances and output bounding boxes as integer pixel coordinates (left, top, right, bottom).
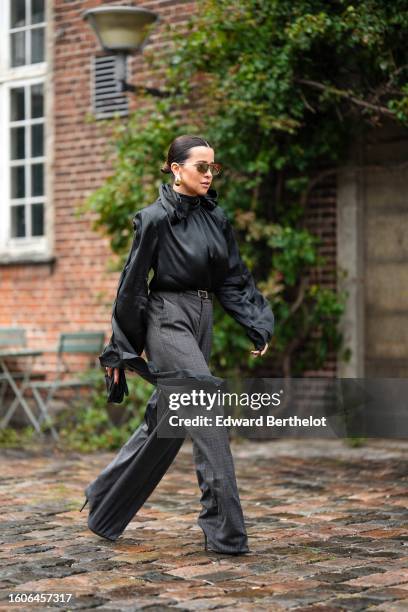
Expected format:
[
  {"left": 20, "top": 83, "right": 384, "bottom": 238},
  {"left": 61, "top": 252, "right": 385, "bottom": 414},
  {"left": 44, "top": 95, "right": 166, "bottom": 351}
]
[{"left": 0, "top": 0, "right": 51, "bottom": 261}]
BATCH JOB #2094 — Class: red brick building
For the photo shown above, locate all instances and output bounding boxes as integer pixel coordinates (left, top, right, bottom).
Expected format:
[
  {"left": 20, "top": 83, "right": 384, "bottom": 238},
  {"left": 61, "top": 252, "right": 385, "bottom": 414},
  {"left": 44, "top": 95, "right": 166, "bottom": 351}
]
[
  {"left": 0, "top": 0, "right": 199, "bottom": 375},
  {"left": 1, "top": 1, "right": 405, "bottom": 382}
]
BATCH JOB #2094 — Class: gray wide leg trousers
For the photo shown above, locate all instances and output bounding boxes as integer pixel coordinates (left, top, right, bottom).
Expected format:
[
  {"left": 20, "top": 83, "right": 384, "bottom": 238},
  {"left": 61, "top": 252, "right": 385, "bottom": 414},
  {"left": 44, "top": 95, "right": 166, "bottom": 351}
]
[{"left": 85, "top": 290, "right": 249, "bottom": 553}]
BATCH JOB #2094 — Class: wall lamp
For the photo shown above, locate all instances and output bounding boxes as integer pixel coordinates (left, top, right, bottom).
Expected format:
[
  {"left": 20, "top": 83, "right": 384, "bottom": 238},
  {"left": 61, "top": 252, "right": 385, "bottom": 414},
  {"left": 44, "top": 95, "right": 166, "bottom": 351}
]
[{"left": 82, "top": 5, "right": 170, "bottom": 98}]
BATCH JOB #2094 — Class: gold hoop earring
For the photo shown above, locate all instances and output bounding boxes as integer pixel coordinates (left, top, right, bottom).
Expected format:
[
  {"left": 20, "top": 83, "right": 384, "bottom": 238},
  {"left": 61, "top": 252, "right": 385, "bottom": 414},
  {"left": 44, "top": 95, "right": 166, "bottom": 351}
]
[{"left": 175, "top": 175, "right": 181, "bottom": 186}]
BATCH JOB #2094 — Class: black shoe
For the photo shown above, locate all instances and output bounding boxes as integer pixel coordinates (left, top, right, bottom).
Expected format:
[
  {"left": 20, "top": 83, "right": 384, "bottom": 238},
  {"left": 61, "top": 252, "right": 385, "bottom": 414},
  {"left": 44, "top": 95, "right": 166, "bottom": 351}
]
[{"left": 79, "top": 498, "right": 88, "bottom": 512}]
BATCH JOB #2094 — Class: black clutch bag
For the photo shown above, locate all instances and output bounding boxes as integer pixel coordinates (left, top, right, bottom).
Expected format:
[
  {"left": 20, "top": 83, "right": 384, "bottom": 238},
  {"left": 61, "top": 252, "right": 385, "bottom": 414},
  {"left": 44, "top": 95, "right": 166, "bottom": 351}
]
[{"left": 104, "top": 368, "right": 129, "bottom": 404}]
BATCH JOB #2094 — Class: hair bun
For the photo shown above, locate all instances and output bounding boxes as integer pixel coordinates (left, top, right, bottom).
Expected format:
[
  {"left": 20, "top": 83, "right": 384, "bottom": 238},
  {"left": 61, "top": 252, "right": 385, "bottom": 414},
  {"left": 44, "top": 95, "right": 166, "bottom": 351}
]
[{"left": 161, "top": 161, "right": 172, "bottom": 174}]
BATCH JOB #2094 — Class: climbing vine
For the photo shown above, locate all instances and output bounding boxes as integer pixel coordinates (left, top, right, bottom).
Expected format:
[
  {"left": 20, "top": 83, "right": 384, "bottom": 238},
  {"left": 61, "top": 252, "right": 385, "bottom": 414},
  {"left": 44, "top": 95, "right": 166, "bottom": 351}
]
[{"left": 83, "top": 0, "right": 408, "bottom": 377}]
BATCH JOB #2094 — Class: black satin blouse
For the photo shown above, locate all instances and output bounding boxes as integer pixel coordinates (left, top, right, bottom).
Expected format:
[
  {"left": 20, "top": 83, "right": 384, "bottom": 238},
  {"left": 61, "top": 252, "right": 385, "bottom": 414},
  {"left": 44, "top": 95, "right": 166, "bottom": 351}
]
[
  {"left": 99, "top": 182, "right": 275, "bottom": 391},
  {"left": 150, "top": 186, "right": 233, "bottom": 292}
]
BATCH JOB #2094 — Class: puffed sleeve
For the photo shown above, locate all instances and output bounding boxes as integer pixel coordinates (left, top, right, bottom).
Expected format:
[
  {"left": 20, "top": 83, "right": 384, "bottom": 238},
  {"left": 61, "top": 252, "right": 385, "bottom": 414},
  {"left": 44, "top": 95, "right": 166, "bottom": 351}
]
[
  {"left": 214, "top": 216, "right": 275, "bottom": 350},
  {"left": 99, "top": 211, "right": 158, "bottom": 370}
]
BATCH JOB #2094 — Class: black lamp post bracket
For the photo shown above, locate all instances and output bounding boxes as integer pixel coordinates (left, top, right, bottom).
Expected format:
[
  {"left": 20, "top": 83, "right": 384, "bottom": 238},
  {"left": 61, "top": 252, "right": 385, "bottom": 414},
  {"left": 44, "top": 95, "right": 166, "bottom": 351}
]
[{"left": 114, "top": 52, "right": 170, "bottom": 98}]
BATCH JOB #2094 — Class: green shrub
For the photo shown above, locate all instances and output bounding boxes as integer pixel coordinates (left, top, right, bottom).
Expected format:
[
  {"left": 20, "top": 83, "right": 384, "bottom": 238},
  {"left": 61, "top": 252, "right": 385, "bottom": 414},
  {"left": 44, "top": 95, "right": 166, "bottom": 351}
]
[{"left": 55, "top": 369, "right": 154, "bottom": 452}]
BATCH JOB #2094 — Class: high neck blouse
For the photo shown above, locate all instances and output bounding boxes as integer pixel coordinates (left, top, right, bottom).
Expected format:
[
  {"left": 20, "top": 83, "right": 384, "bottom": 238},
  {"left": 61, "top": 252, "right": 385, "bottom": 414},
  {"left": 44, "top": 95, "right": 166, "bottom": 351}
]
[
  {"left": 99, "top": 182, "right": 275, "bottom": 397},
  {"left": 173, "top": 189, "right": 201, "bottom": 208}
]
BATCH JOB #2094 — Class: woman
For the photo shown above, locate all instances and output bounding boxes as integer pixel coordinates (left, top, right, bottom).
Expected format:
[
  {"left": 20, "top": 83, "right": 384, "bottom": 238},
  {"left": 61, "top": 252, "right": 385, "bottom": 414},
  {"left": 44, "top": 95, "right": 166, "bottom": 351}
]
[{"left": 81, "top": 135, "right": 274, "bottom": 555}]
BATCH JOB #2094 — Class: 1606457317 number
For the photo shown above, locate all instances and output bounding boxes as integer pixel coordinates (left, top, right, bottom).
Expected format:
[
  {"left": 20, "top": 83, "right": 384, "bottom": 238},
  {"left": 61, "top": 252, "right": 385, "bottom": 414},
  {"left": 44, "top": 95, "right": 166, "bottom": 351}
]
[{"left": 9, "top": 593, "right": 73, "bottom": 604}]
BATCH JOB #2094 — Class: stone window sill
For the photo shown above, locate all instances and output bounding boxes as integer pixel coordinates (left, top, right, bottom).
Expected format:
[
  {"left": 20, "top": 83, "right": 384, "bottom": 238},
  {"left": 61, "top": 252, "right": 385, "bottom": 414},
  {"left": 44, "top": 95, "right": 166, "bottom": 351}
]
[{"left": 0, "top": 253, "right": 56, "bottom": 266}]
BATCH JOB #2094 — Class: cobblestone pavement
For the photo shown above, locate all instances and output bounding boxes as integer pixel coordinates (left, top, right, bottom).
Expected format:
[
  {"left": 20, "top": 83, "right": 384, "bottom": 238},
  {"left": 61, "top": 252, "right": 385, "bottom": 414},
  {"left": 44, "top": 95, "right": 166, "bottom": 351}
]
[{"left": 0, "top": 439, "right": 407, "bottom": 611}]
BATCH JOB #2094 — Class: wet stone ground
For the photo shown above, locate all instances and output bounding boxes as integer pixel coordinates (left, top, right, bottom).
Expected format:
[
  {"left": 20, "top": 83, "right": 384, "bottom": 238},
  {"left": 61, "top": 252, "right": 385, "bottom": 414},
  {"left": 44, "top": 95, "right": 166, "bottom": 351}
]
[{"left": 0, "top": 439, "right": 407, "bottom": 611}]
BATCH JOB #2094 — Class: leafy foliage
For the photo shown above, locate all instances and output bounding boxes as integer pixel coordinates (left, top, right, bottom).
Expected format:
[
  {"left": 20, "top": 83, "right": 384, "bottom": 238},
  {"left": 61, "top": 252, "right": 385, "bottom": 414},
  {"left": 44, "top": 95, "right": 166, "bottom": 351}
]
[
  {"left": 55, "top": 370, "right": 154, "bottom": 451},
  {"left": 83, "top": 0, "right": 408, "bottom": 376}
]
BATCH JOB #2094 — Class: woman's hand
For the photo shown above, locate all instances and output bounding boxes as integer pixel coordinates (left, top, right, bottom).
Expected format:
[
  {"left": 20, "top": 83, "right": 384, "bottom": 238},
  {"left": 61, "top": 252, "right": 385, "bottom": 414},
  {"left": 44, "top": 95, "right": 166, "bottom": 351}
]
[
  {"left": 250, "top": 342, "right": 269, "bottom": 358},
  {"left": 106, "top": 366, "right": 120, "bottom": 384}
]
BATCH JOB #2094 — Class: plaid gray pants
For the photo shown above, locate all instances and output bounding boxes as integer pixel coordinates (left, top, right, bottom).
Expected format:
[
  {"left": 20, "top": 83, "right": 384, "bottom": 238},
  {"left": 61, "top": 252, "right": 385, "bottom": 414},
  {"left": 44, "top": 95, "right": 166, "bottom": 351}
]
[{"left": 86, "top": 290, "right": 249, "bottom": 553}]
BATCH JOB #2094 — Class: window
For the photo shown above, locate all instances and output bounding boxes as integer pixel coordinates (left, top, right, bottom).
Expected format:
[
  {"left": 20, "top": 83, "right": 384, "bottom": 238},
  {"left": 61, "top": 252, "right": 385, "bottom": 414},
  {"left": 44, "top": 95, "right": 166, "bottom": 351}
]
[
  {"left": 0, "top": 0, "right": 49, "bottom": 260},
  {"left": 10, "top": 82, "right": 45, "bottom": 238},
  {"left": 10, "top": 0, "right": 45, "bottom": 67}
]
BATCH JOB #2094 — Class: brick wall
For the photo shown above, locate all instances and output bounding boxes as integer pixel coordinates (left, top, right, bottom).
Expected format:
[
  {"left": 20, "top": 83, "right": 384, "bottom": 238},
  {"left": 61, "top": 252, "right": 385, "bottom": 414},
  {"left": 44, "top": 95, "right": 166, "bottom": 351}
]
[
  {"left": 256, "top": 171, "right": 338, "bottom": 379},
  {"left": 0, "top": 0, "right": 196, "bottom": 376},
  {"left": 303, "top": 172, "right": 338, "bottom": 376}
]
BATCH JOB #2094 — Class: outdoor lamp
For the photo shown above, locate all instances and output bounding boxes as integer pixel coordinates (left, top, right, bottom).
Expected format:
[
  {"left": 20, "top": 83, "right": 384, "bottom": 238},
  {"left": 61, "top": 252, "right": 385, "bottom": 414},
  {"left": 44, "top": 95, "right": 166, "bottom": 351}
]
[{"left": 82, "top": 5, "right": 168, "bottom": 97}]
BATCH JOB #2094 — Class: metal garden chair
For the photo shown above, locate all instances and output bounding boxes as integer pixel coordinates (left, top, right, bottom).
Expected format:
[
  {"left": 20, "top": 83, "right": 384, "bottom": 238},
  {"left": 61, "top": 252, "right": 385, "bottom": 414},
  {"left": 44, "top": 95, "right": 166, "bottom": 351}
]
[
  {"left": 29, "top": 331, "right": 105, "bottom": 440},
  {"left": 0, "top": 327, "right": 26, "bottom": 407},
  {"left": 0, "top": 327, "right": 46, "bottom": 433}
]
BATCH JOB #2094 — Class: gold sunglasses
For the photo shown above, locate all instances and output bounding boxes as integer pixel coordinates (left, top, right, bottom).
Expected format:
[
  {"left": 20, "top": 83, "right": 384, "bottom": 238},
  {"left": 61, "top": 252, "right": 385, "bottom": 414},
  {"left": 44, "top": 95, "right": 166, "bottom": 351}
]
[{"left": 178, "top": 162, "right": 222, "bottom": 176}]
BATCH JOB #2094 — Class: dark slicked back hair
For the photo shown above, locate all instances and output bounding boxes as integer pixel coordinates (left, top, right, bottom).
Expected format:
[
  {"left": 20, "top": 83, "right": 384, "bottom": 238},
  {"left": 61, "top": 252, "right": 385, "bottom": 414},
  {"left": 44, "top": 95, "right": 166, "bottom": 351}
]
[{"left": 161, "top": 135, "right": 212, "bottom": 174}]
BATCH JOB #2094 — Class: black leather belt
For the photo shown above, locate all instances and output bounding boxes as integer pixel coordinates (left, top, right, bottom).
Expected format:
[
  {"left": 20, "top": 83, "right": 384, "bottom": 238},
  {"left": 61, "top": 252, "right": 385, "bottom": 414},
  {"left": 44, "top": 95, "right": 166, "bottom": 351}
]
[{"left": 183, "top": 289, "right": 213, "bottom": 300}]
